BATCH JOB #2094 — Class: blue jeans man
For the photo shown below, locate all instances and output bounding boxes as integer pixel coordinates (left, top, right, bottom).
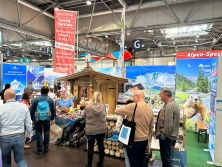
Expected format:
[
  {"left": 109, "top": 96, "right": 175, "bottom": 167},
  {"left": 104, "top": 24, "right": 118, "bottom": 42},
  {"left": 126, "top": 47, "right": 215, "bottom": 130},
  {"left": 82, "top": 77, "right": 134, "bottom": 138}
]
[
  {"left": 0, "top": 134, "right": 28, "bottom": 167},
  {"left": 159, "top": 137, "right": 176, "bottom": 167},
  {"left": 127, "top": 139, "right": 148, "bottom": 167},
  {"left": 35, "top": 120, "right": 50, "bottom": 153}
]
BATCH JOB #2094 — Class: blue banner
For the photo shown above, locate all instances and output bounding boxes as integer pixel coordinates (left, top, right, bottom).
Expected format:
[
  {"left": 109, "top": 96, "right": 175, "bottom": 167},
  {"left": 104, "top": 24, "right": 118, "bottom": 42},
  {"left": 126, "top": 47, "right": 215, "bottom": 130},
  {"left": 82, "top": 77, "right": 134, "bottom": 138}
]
[
  {"left": 2, "top": 64, "right": 27, "bottom": 95},
  {"left": 27, "top": 66, "right": 45, "bottom": 90}
]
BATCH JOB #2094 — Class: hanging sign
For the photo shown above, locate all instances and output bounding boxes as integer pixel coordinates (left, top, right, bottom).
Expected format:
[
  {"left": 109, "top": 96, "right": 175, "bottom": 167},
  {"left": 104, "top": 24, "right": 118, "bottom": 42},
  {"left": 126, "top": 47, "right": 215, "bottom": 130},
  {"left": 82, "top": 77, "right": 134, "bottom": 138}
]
[
  {"left": 132, "top": 39, "right": 142, "bottom": 50},
  {"left": 54, "top": 9, "right": 77, "bottom": 74},
  {"left": 18, "top": 58, "right": 32, "bottom": 63},
  {"left": 176, "top": 50, "right": 222, "bottom": 59}
]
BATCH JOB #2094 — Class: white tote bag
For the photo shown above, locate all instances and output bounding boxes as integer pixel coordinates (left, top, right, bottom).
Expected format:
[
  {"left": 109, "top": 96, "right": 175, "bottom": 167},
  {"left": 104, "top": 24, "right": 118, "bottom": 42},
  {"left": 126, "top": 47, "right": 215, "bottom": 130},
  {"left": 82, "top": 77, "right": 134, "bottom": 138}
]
[{"left": 118, "top": 124, "right": 132, "bottom": 145}]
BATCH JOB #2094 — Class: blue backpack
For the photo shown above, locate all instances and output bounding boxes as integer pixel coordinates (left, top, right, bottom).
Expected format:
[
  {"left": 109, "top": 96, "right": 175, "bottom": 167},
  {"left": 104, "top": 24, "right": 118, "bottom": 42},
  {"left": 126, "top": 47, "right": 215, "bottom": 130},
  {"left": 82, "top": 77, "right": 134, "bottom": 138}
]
[{"left": 35, "top": 97, "right": 51, "bottom": 121}]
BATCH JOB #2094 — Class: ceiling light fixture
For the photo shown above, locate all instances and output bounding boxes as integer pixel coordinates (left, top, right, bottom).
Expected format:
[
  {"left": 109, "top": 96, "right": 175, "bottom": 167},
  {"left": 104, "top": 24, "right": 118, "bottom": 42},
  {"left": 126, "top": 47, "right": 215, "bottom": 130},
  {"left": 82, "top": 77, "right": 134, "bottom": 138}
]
[
  {"left": 86, "top": 0, "right": 92, "bottom": 5},
  {"left": 105, "top": 35, "right": 108, "bottom": 38},
  {"left": 147, "top": 48, "right": 150, "bottom": 51},
  {"left": 196, "top": 34, "right": 199, "bottom": 38},
  {"left": 195, "top": 39, "right": 198, "bottom": 43},
  {"left": 127, "top": 32, "right": 130, "bottom": 35}
]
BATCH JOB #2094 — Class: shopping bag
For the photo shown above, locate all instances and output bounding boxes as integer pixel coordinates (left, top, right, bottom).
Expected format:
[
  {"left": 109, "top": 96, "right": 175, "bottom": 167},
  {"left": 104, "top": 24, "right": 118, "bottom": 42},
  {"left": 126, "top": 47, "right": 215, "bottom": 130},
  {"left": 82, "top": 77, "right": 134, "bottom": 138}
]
[
  {"left": 118, "top": 103, "right": 137, "bottom": 147},
  {"left": 170, "top": 150, "right": 187, "bottom": 167},
  {"left": 50, "top": 124, "right": 63, "bottom": 144}
]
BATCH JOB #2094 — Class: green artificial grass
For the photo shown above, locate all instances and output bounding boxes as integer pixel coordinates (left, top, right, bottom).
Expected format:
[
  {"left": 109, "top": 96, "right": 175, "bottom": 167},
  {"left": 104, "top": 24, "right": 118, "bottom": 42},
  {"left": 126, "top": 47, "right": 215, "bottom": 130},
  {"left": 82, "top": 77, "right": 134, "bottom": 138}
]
[{"left": 152, "top": 131, "right": 214, "bottom": 167}]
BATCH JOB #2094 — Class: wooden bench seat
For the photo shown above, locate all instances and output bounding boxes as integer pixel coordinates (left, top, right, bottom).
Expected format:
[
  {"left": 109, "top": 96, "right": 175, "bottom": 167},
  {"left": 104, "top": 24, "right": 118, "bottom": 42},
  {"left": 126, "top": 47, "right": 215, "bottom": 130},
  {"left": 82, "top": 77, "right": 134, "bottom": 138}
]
[{"left": 196, "top": 120, "right": 207, "bottom": 143}]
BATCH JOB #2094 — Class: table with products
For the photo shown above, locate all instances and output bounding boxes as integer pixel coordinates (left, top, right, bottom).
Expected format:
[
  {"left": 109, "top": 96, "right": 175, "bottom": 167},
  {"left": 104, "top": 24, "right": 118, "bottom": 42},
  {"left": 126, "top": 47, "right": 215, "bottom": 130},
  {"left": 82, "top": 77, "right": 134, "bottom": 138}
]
[{"left": 50, "top": 110, "right": 86, "bottom": 147}]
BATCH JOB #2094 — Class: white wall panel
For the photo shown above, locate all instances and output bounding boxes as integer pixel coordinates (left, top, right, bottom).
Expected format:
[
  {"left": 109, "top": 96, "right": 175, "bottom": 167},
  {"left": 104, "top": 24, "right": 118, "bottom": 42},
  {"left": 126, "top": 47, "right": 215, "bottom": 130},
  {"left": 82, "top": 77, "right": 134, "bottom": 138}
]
[
  {"left": 79, "top": 0, "right": 222, "bottom": 33},
  {"left": 0, "top": 0, "right": 54, "bottom": 36},
  {"left": 213, "top": 0, "right": 222, "bottom": 18},
  {"left": 198, "top": 1, "right": 214, "bottom": 20},
  {"left": 0, "top": 0, "right": 19, "bottom": 23},
  {"left": 19, "top": 5, "right": 54, "bottom": 35},
  {"left": 75, "top": 60, "right": 114, "bottom": 70}
]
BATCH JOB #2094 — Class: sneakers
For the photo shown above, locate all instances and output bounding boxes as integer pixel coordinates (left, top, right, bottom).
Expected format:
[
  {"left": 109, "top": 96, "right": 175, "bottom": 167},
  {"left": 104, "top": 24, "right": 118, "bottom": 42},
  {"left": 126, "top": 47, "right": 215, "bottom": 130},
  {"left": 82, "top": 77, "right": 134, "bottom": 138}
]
[
  {"left": 97, "top": 162, "right": 104, "bottom": 167},
  {"left": 24, "top": 144, "right": 30, "bottom": 149},
  {"left": 35, "top": 149, "right": 44, "bottom": 154}
]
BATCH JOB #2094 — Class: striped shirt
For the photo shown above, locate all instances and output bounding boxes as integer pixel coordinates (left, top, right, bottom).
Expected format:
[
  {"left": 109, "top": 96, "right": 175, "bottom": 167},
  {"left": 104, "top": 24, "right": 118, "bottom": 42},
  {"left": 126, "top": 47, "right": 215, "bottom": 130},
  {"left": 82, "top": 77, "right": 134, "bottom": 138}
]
[{"left": 0, "top": 100, "right": 32, "bottom": 137}]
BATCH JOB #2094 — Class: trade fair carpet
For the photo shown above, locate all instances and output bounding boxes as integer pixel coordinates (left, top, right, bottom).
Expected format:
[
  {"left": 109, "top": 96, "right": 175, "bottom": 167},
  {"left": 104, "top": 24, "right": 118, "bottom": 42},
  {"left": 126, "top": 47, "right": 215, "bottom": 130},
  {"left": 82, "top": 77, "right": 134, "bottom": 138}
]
[{"left": 153, "top": 131, "right": 213, "bottom": 167}]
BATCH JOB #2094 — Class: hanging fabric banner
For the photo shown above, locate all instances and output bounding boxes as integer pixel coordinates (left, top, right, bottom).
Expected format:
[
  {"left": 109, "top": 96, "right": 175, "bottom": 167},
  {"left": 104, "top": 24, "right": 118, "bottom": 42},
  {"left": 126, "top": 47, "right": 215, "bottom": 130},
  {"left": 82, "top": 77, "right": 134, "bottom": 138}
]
[
  {"left": 54, "top": 9, "right": 77, "bottom": 74},
  {"left": 118, "top": 5, "right": 125, "bottom": 70}
]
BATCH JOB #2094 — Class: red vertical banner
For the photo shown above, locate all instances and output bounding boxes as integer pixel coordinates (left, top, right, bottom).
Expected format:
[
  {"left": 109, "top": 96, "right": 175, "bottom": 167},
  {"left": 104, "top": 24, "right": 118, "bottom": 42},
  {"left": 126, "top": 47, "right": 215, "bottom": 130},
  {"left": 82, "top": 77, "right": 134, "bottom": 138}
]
[{"left": 54, "top": 9, "right": 77, "bottom": 74}]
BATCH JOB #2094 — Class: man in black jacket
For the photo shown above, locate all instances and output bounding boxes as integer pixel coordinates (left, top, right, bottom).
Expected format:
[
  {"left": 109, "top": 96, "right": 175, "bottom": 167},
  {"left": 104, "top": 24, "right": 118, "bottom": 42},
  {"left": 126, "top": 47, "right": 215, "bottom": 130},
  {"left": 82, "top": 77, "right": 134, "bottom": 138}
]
[{"left": 30, "top": 86, "right": 55, "bottom": 154}]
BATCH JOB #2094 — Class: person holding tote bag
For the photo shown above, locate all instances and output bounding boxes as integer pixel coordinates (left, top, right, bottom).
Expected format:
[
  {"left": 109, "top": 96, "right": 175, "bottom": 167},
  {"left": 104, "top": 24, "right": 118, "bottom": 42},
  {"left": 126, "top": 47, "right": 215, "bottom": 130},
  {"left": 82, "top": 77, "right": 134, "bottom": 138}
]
[
  {"left": 115, "top": 90, "right": 154, "bottom": 167},
  {"left": 84, "top": 91, "right": 106, "bottom": 167}
]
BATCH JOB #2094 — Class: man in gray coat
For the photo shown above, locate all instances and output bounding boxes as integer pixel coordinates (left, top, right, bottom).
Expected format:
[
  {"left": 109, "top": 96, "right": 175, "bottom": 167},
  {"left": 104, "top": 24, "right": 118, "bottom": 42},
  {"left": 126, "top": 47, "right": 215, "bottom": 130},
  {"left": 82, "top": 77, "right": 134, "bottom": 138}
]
[{"left": 156, "top": 87, "right": 180, "bottom": 167}]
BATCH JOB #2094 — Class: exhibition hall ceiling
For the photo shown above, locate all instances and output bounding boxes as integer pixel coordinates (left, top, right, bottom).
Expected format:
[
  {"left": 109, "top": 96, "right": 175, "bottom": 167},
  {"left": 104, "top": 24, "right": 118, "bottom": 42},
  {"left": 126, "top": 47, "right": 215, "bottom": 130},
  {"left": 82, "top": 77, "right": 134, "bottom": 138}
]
[{"left": 0, "top": 0, "right": 222, "bottom": 62}]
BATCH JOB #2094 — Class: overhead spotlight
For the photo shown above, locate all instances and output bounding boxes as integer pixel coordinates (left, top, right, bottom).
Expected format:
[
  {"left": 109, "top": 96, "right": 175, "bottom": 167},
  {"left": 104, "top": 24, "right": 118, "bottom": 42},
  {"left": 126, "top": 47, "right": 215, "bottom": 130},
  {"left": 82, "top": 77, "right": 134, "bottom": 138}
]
[
  {"left": 105, "top": 35, "right": 108, "bottom": 38},
  {"left": 132, "top": 50, "right": 134, "bottom": 52},
  {"left": 150, "top": 51, "right": 153, "bottom": 54},
  {"left": 147, "top": 48, "right": 150, "bottom": 51},
  {"left": 171, "top": 37, "right": 174, "bottom": 40},
  {"left": 194, "top": 45, "right": 197, "bottom": 48},
  {"left": 127, "top": 32, "right": 130, "bottom": 35},
  {"left": 124, "top": 46, "right": 127, "bottom": 49},
  {"left": 175, "top": 46, "right": 177, "bottom": 49},
  {"left": 142, "top": 44, "right": 144, "bottom": 47},
  {"left": 86, "top": 0, "right": 91, "bottom": 5},
  {"left": 196, "top": 34, "right": 199, "bottom": 38},
  {"left": 195, "top": 39, "right": 198, "bottom": 43},
  {"left": 175, "top": 49, "right": 178, "bottom": 52}
]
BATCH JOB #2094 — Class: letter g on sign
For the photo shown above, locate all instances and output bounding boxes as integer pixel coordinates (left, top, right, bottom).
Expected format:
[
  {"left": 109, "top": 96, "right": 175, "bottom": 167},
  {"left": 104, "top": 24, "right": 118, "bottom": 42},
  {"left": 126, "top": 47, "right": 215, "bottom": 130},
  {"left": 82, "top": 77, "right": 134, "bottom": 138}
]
[{"left": 132, "top": 39, "right": 142, "bottom": 50}]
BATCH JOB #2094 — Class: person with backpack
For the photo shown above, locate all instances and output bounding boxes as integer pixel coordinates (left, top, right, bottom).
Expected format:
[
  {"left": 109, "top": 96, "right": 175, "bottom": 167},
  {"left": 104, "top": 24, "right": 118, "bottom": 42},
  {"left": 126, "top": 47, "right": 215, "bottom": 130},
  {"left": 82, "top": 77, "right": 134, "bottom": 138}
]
[
  {"left": 0, "top": 83, "right": 11, "bottom": 103},
  {"left": 30, "top": 86, "right": 55, "bottom": 154}
]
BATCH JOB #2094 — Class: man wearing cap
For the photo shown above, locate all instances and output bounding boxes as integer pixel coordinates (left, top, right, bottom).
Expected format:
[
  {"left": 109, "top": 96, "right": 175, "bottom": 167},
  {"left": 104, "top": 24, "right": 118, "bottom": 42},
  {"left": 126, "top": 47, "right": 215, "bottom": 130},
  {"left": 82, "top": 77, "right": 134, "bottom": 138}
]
[{"left": 156, "top": 87, "right": 180, "bottom": 167}]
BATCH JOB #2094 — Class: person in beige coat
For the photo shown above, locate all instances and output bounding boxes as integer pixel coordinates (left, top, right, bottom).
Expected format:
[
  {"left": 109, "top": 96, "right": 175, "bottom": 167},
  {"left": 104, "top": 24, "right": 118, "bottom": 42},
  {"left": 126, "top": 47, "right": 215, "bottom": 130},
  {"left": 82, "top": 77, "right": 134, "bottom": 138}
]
[
  {"left": 84, "top": 91, "right": 106, "bottom": 167},
  {"left": 115, "top": 90, "right": 154, "bottom": 167}
]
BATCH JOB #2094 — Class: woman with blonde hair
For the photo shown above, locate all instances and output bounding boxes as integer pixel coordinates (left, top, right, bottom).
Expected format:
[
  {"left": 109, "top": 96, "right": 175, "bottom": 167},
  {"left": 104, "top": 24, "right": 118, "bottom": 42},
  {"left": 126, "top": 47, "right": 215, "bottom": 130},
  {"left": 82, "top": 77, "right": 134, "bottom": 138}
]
[{"left": 84, "top": 91, "right": 106, "bottom": 167}]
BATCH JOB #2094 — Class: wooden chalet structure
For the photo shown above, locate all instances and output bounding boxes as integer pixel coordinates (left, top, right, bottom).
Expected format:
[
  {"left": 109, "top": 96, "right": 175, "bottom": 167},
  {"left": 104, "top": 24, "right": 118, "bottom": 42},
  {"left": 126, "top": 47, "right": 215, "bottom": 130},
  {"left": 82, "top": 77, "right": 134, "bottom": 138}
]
[{"left": 57, "top": 65, "right": 128, "bottom": 115}]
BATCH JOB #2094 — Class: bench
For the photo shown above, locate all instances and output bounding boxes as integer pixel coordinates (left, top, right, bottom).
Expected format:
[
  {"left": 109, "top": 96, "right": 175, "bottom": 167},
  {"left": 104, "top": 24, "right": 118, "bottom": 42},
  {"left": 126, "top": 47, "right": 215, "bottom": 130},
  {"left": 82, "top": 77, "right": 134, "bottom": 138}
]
[{"left": 196, "top": 120, "right": 207, "bottom": 143}]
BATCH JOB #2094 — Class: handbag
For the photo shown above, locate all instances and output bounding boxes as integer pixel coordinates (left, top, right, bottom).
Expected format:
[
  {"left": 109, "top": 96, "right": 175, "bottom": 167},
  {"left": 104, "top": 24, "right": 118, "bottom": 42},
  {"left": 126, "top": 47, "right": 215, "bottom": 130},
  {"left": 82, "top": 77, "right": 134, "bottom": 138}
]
[
  {"left": 171, "top": 150, "right": 187, "bottom": 167},
  {"left": 118, "top": 103, "right": 137, "bottom": 147}
]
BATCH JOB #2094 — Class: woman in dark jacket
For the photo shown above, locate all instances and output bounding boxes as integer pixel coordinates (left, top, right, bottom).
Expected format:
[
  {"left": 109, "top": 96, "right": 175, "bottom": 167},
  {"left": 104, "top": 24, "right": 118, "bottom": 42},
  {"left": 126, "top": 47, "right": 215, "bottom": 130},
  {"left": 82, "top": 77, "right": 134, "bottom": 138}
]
[{"left": 84, "top": 91, "right": 106, "bottom": 167}]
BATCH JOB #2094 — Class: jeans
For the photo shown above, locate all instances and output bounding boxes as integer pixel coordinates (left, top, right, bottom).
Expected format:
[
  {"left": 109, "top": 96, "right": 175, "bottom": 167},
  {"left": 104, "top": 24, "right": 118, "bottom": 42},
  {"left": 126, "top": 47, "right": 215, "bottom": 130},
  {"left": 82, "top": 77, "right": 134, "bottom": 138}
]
[
  {"left": 159, "top": 137, "right": 176, "bottom": 167},
  {"left": 127, "top": 139, "right": 148, "bottom": 167},
  {"left": 0, "top": 134, "right": 27, "bottom": 167},
  {"left": 124, "top": 147, "right": 130, "bottom": 167},
  {"left": 35, "top": 120, "right": 50, "bottom": 151},
  {"left": 87, "top": 133, "right": 105, "bottom": 166}
]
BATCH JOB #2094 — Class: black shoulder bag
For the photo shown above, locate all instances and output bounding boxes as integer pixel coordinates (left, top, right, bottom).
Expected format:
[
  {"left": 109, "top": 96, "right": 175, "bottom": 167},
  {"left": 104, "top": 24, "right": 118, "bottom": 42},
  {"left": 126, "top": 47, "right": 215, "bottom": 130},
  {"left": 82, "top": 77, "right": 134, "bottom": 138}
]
[{"left": 118, "top": 103, "right": 137, "bottom": 147}]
